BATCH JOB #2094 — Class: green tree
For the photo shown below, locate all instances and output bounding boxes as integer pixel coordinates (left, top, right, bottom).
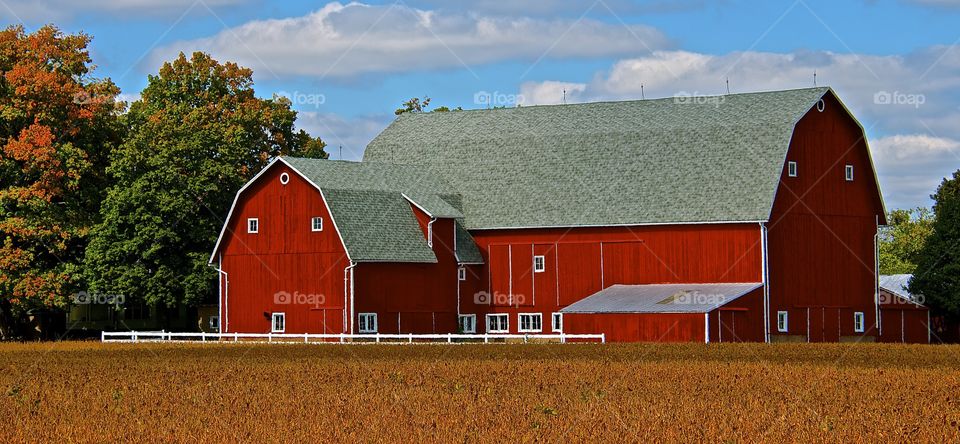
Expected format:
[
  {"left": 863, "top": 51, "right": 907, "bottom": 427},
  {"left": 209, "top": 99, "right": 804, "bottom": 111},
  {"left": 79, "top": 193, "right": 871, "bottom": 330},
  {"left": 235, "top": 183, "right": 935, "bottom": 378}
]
[
  {"left": 0, "top": 25, "right": 124, "bottom": 338},
  {"left": 84, "top": 52, "right": 326, "bottom": 320},
  {"left": 395, "top": 96, "right": 431, "bottom": 115},
  {"left": 910, "top": 171, "right": 960, "bottom": 321},
  {"left": 879, "top": 207, "right": 934, "bottom": 274}
]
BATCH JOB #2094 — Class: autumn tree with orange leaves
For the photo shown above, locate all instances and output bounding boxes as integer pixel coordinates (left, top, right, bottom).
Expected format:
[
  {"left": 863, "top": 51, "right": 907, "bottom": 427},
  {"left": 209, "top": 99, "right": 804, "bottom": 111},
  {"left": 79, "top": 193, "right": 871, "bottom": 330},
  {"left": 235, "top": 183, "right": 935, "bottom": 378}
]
[{"left": 0, "top": 25, "right": 124, "bottom": 338}]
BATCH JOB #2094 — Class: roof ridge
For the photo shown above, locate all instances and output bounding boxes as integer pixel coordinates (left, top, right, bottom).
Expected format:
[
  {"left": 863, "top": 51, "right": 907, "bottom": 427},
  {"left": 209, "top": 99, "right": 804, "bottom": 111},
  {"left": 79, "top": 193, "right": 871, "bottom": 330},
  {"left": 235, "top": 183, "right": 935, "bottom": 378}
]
[{"left": 393, "top": 86, "right": 830, "bottom": 116}]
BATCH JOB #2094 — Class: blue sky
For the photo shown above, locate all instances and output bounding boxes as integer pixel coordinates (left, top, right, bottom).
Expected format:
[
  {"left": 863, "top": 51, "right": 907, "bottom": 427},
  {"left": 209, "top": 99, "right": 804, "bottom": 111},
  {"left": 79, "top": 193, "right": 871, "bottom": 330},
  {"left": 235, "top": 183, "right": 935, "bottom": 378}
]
[{"left": 3, "top": 0, "right": 959, "bottom": 210}]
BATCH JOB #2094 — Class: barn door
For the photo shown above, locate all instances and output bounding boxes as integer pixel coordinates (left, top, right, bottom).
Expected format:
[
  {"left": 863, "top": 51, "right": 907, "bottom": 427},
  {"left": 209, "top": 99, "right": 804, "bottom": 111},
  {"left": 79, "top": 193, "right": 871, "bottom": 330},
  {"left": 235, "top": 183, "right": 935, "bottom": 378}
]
[
  {"left": 808, "top": 307, "right": 841, "bottom": 342},
  {"left": 808, "top": 307, "right": 824, "bottom": 342},
  {"left": 718, "top": 310, "right": 738, "bottom": 342}
]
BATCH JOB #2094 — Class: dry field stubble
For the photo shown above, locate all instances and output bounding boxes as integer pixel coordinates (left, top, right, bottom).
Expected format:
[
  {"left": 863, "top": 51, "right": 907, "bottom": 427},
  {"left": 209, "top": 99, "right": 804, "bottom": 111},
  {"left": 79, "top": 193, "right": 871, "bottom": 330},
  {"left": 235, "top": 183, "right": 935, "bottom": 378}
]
[{"left": 1, "top": 342, "right": 959, "bottom": 442}]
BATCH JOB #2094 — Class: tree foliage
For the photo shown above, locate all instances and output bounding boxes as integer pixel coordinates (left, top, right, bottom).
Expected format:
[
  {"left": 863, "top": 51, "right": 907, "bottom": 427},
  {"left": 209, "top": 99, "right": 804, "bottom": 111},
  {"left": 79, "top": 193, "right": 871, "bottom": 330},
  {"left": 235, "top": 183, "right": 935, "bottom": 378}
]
[
  {"left": 910, "top": 171, "right": 960, "bottom": 320},
  {"left": 0, "top": 25, "right": 123, "bottom": 335},
  {"left": 395, "top": 96, "right": 431, "bottom": 115},
  {"left": 878, "top": 207, "right": 934, "bottom": 275},
  {"left": 84, "top": 52, "right": 327, "bottom": 313}
]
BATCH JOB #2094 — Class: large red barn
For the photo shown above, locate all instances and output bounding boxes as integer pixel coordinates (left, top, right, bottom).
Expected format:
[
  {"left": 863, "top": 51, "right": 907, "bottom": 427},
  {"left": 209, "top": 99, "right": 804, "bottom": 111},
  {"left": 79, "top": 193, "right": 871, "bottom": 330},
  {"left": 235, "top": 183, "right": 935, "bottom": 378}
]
[{"left": 210, "top": 87, "right": 926, "bottom": 343}]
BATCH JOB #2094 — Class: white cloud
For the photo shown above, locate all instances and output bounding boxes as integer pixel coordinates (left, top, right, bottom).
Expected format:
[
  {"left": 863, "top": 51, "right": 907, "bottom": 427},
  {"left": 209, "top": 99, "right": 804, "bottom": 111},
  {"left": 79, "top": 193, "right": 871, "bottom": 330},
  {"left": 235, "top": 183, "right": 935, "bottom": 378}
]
[
  {"left": 295, "top": 111, "right": 393, "bottom": 161},
  {"left": 518, "top": 81, "right": 587, "bottom": 105},
  {"left": 871, "top": 134, "right": 960, "bottom": 209},
  {"left": 519, "top": 48, "right": 960, "bottom": 209},
  {"left": 148, "top": 1, "right": 670, "bottom": 78},
  {"left": 404, "top": 0, "right": 708, "bottom": 17}
]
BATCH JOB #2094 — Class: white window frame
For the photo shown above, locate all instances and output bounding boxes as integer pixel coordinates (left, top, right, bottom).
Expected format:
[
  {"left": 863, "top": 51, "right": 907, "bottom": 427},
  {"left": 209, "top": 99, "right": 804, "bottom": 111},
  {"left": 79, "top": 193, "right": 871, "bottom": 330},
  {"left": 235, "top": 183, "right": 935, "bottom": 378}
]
[
  {"left": 247, "top": 218, "right": 259, "bottom": 234},
  {"left": 518, "top": 313, "right": 543, "bottom": 333},
  {"left": 787, "top": 161, "right": 798, "bottom": 177},
  {"left": 552, "top": 312, "right": 563, "bottom": 332},
  {"left": 458, "top": 314, "right": 476, "bottom": 334},
  {"left": 358, "top": 313, "right": 378, "bottom": 333},
  {"left": 777, "top": 311, "right": 788, "bottom": 332},
  {"left": 271, "top": 312, "right": 285, "bottom": 333},
  {"left": 279, "top": 172, "right": 290, "bottom": 185},
  {"left": 486, "top": 314, "right": 509, "bottom": 333},
  {"left": 533, "top": 255, "right": 546, "bottom": 273},
  {"left": 845, "top": 165, "right": 854, "bottom": 181},
  {"left": 311, "top": 216, "right": 323, "bottom": 232},
  {"left": 457, "top": 267, "right": 466, "bottom": 281},
  {"left": 854, "top": 312, "right": 865, "bottom": 333}
]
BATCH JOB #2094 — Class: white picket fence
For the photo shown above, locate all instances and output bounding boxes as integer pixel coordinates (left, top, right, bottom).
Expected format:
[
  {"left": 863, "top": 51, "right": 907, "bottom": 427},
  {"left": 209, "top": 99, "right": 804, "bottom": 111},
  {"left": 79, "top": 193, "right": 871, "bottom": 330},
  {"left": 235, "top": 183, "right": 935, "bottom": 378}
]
[{"left": 101, "top": 331, "right": 605, "bottom": 344}]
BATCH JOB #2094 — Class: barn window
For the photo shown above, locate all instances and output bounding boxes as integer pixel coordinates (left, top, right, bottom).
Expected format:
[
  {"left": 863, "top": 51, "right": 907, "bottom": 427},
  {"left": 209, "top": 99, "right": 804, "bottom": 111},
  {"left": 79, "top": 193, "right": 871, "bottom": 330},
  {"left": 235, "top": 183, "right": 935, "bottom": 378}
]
[
  {"left": 486, "top": 314, "right": 508, "bottom": 333},
  {"left": 271, "top": 312, "right": 285, "bottom": 333},
  {"left": 533, "top": 255, "right": 546, "bottom": 273},
  {"left": 247, "top": 218, "right": 259, "bottom": 234},
  {"left": 358, "top": 313, "right": 378, "bottom": 333},
  {"left": 311, "top": 216, "right": 323, "bottom": 232},
  {"left": 552, "top": 312, "right": 563, "bottom": 332},
  {"left": 279, "top": 172, "right": 290, "bottom": 185},
  {"left": 787, "top": 161, "right": 798, "bottom": 177},
  {"left": 457, "top": 267, "right": 466, "bottom": 281},
  {"left": 777, "top": 311, "right": 788, "bottom": 332},
  {"left": 458, "top": 314, "right": 476, "bottom": 333},
  {"left": 854, "top": 312, "right": 865, "bottom": 333},
  {"left": 845, "top": 165, "right": 854, "bottom": 181},
  {"left": 518, "top": 313, "right": 542, "bottom": 333}
]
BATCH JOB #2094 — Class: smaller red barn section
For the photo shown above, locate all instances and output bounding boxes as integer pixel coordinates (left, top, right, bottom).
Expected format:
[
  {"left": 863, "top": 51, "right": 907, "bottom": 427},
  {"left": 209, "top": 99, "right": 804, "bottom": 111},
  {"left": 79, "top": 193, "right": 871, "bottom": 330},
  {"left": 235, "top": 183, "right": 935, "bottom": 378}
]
[
  {"left": 877, "top": 274, "right": 930, "bottom": 343},
  {"left": 561, "top": 283, "right": 764, "bottom": 343}
]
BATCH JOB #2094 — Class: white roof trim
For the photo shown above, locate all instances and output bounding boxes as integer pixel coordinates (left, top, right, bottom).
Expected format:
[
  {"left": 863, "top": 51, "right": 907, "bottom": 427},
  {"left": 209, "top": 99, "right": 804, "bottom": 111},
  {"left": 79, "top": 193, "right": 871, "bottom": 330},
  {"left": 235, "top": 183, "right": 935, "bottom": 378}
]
[
  {"left": 767, "top": 88, "right": 887, "bottom": 224},
  {"left": 208, "top": 157, "right": 281, "bottom": 264},
  {"left": 208, "top": 157, "right": 352, "bottom": 264},
  {"left": 468, "top": 220, "right": 765, "bottom": 231},
  {"left": 401, "top": 193, "right": 435, "bottom": 218}
]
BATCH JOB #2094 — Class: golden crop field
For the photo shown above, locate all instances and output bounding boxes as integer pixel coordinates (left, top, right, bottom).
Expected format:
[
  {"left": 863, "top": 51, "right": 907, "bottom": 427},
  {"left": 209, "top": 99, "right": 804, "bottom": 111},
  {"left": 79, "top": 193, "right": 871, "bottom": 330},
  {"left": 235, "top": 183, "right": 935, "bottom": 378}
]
[{"left": 2, "top": 342, "right": 959, "bottom": 442}]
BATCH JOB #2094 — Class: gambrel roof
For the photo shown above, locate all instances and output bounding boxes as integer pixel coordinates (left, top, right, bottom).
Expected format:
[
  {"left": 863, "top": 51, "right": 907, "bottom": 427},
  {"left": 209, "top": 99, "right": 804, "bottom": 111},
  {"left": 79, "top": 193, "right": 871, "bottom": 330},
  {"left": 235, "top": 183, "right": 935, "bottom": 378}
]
[
  {"left": 210, "top": 157, "right": 485, "bottom": 264},
  {"left": 364, "top": 87, "right": 841, "bottom": 230}
]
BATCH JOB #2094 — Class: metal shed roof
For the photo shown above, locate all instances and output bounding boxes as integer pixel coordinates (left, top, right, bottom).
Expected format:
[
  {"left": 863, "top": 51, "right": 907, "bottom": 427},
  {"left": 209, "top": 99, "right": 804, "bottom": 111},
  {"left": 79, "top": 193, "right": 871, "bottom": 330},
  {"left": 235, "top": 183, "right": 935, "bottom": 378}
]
[
  {"left": 561, "top": 283, "right": 763, "bottom": 314},
  {"left": 879, "top": 274, "right": 919, "bottom": 303}
]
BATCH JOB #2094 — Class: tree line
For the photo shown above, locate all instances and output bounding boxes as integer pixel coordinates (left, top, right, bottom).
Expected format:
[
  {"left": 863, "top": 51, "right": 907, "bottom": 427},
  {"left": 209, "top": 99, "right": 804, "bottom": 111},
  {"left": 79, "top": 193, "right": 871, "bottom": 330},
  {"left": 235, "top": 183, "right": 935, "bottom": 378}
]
[
  {"left": 1, "top": 24, "right": 958, "bottom": 340},
  {"left": 0, "top": 25, "right": 328, "bottom": 338}
]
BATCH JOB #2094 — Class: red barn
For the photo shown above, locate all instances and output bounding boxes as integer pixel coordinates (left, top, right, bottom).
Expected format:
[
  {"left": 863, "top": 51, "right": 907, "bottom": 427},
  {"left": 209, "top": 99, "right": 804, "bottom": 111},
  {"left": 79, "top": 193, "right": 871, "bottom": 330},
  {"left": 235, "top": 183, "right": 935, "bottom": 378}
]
[
  {"left": 210, "top": 87, "right": 921, "bottom": 343},
  {"left": 877, "top": 274, "right": 930, "bottom": 343}
]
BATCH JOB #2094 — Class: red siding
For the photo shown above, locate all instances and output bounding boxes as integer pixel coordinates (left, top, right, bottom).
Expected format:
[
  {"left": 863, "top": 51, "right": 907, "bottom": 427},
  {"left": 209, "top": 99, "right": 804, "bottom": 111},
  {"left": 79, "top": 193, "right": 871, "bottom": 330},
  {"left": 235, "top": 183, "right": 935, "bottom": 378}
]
[
  {"left": 461, "top": 224, "right": 763, "bottom": 334},
  {"left": 767, "top": 92, "right": 886, "bottom": 342},
  {"left": 710, "top": 288, "right": 765, "bottom": 342},
  {"left": 219, "top": 163, "right": 349, "bottom": 334},
  {"left": 877, "top": 290, "right": 930, "bottom": 343},
  {"left": 352, "top": 205, "right": 459, "bottom": 334},
  {"left": 564, "top": 313, "right": 706, "bottom": 343}
]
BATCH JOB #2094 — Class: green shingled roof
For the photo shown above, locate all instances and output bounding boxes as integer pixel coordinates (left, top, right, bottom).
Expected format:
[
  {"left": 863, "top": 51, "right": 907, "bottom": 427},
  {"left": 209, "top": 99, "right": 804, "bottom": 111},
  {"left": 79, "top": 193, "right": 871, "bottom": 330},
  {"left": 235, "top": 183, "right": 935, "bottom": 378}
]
[
  {"left": 282, "top": 157, "right": 481, "bottom": 263},
  {"left": 323, "top": 188, "right": 437, "bottom": 263},
  {"left": 363, "top": 87, "right": 833, "bottom": 229}
]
